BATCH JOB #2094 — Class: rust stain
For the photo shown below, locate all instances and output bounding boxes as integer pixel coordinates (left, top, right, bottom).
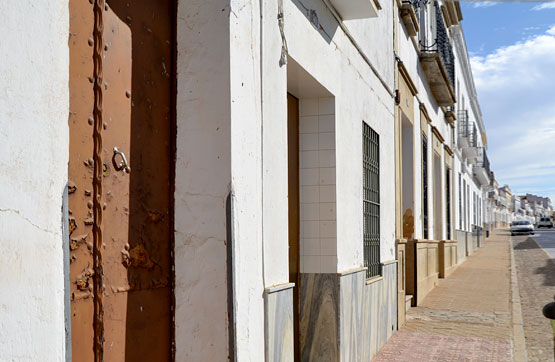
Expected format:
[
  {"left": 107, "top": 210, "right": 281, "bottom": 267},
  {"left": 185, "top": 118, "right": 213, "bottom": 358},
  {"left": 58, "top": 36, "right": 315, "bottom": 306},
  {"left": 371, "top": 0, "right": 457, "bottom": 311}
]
[
  {"left": 70, "top": 233, "right": 89, "bottom": 251},
  {"left": 69, "top": 217, "right": 77, "bottom": 235},
  {"left": 121, "top": 248, "right": 131, "bottom": 268},
  {"left": 147, "top": 210, "right": 163, "bottom": 223},
  {"left": 92, "top": 0, "right": 106, "bottom": 360},
  {"left": 128, "top": 244, "right": 155, "bottom": 270}
]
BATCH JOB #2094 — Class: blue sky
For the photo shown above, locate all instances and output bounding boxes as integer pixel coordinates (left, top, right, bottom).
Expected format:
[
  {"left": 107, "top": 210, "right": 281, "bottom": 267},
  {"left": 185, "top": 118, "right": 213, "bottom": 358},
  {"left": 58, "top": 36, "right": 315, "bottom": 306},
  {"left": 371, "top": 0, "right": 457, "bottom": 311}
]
[{"left": 460, "top": 2, "right": 555, "bottom": 201}]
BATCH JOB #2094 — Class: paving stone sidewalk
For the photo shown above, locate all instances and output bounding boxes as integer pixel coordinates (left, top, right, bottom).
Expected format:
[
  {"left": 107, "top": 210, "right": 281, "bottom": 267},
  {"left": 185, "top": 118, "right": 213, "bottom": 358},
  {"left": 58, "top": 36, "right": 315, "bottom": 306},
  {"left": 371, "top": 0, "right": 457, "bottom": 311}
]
[
  {"left": 373, "top": 232, "right": 513, "bottom": 361},
  {"left": 512, "top": 234, "right": 555, "bottom": 362}
]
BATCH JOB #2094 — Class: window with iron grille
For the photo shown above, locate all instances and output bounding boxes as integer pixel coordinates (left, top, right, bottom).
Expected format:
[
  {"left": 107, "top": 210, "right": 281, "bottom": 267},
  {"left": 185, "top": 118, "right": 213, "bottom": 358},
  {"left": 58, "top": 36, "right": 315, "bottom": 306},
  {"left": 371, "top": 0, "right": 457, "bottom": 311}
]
[
  {"left": 459, "top": 173, "right": 462, "bottom": 230},
  {"left": 363, "top": 122, "right": 381, "bottom": 279},
  {"left": 422, "top": 134, "right": 429, "bottom": 239}
]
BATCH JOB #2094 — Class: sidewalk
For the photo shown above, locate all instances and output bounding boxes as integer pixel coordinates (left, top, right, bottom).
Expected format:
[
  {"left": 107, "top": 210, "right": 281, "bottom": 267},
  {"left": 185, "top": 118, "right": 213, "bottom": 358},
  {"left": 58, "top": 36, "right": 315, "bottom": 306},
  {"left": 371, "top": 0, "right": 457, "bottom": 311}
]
[{"left": 373, "top": 232, "right": 515, "bottom": 361}]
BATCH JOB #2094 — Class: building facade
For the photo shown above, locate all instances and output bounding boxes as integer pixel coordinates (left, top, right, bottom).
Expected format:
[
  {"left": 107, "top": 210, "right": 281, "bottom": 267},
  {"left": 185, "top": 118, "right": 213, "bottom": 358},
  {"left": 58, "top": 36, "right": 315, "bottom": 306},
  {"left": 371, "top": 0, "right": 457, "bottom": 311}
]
[
  {"left": 395, "top": 0, "right": 490, "bottom": 323},
  {"left": 0, "top": 0, "right": 494, "bottom": 361}
]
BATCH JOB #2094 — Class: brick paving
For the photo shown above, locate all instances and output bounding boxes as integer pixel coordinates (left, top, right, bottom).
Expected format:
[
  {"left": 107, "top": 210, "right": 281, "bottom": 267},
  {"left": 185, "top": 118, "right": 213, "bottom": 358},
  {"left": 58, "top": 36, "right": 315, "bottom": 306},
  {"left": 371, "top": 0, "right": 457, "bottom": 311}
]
[
  {"left": 512, "top": 233, "right": 555, "bottom": 362},
  {"left": 373, "top": 232, "right": 513, "bottom": 361}
]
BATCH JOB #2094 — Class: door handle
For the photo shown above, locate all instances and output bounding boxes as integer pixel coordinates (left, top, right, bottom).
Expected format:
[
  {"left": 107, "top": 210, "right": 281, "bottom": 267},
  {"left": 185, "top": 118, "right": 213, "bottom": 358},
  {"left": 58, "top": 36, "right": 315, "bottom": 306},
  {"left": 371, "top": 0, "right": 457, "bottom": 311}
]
[{"left": 112, "top": 147, "right": 131, "bottom": 174}]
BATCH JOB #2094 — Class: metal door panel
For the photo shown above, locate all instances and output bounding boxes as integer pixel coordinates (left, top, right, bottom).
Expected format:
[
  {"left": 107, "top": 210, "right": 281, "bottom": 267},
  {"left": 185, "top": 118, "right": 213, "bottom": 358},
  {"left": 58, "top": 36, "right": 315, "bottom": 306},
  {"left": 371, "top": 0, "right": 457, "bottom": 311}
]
[
  {"left": 69, "top": 0, "right": 96, "bottom": 359},
  {"left": 102, "top": 7, "right": 132, "bottom": 361},
  {"left": 69, "top": 0, "right": 174, "bottom": 360}
]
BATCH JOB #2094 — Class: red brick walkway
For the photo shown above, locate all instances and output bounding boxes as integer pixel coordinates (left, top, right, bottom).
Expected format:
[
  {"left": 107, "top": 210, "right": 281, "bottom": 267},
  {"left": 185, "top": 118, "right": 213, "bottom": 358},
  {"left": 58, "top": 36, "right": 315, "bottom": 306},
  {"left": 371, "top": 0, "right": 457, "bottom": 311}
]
[{"left": 373, "top": 233, "right": 513, "bottom": 361}]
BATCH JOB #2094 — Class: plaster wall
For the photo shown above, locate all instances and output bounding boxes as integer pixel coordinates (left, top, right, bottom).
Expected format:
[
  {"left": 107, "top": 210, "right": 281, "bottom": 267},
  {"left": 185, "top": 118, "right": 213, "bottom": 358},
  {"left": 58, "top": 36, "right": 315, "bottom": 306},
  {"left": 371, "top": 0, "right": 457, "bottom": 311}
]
[
  {"left": 176, "top": 1, "right": 266, "bottom": 361},
  {"left": 0, "top": 1, "right": 69, "bottom": 360},
  {"left": 176, "top": 1, "right": 399, "bottom": 359},
  {"left": 175, "top": 1, "right": 231, "bottom": 360},
  {"left": 229, "top": 0, "right": 265, "bottom": 360},
  {"left": 282, "top": 0, "right": 396, "bottom": 269}
]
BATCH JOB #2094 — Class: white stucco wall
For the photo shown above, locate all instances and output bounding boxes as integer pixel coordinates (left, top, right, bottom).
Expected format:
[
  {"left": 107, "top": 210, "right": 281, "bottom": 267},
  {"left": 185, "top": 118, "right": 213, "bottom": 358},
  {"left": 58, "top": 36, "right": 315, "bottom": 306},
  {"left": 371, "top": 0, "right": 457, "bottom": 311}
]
[
  {"left": 0, "top": 1, "right": 69, "bottom": 360},
  {"left": 176, "top": 1, "right": 266, "bottom": 361},
  {"left": 229, "top": 0, "right": 265, "bottom": 360},
  {"left": 282, "top": 0, "right": 396, "bottom": 269},
  {"left": 175, "top": 1, "right": 231, "bottom": 360}
]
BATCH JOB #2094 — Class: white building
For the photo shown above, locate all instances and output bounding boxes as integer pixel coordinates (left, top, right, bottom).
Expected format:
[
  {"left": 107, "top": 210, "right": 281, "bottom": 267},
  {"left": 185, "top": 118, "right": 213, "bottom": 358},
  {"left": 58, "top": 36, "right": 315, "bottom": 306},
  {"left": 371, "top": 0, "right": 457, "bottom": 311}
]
[
  {"left": 395, "top": 0, "right": 490, "bottom": 313},
  {"left": 1, "top": 0, "right": 398, "bottom": 361},
  {"left": 0, "top": 0, "right": 494, "bottom": 361}
]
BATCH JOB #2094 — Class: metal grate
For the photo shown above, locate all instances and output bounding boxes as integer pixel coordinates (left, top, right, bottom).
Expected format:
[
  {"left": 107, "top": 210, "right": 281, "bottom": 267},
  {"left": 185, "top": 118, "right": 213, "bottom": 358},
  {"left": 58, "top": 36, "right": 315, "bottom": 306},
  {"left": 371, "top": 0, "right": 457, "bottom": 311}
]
[
  {"left": 363, "top": 122, "right": 381, "bottom": 279},
  {"left": 420, "top": 1, "right": 456, "bottom": 91},
  {"left": 422, "top": 134, "right": 429, "bottom": 239},
  {"left": 459, "top": 173, "right": 462, "bottom": 230},
  {"left": 403, "top": 0, "right": 429, "bottom": 11},
  {"left": 457, "top": 110, "right": 477, "bottom": 148}
]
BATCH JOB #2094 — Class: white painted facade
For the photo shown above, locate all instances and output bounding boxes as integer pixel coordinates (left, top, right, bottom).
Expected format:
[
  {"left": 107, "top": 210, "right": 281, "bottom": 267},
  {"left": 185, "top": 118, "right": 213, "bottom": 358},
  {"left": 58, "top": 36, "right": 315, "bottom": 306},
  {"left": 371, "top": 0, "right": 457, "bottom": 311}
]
[
  {"left": 0, "top": 1, "right": 501, "bottom": 361},
  {"left": 174, "top": 0, "right": 397, "bottom": 359},
  {"left": 396, "top": 1, "right": 488, "bottom": 248},
  {"left": 0, "top": 1, "right": 69, "bottom": 361}
]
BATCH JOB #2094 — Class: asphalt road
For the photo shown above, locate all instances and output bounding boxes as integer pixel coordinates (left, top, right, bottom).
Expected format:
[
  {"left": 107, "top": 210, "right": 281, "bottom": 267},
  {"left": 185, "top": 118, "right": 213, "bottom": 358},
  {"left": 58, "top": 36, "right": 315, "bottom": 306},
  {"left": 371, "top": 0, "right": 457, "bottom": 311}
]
[{"left": 529, "top": 228, "right": 555, "bottom": 258}]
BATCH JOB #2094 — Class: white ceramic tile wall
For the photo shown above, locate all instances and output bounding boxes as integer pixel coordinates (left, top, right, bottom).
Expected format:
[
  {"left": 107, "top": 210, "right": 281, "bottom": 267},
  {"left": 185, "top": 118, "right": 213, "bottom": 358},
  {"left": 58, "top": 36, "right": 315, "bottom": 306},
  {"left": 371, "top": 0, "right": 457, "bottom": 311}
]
[{"left": 299, "top": 97, "right": 337, "bottom": 273}]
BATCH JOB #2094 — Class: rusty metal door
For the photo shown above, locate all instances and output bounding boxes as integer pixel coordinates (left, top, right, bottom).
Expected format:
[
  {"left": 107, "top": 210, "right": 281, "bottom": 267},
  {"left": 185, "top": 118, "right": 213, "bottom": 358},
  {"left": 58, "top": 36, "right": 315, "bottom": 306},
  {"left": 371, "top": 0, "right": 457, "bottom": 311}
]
[{"left": 68, "top": 0, "right": 175, "bottom": 361}]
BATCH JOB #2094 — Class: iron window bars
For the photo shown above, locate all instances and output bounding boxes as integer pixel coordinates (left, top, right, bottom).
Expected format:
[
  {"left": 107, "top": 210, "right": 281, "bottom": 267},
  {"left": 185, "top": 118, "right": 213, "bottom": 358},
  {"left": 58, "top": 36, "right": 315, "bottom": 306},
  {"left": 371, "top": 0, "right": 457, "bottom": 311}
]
[
  {"left": 476, "top": 147, "right": 491, "bottom": 176},
  {"left": 363, "top": 122, "right": 381, "bottom": 279},
  {"left": 457, "top": 110, "right": 477, "bottom": 148},
  {"left": 446, "top": 168, "right": 451, "bottom": 240},
  {"left": 402, "top": 0, "right": 429, "bottom": 10}
]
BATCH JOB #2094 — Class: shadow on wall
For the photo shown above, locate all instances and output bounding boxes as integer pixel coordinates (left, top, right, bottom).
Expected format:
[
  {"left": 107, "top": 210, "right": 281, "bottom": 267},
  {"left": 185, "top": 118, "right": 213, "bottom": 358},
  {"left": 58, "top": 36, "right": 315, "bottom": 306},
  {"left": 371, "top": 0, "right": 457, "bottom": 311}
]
[{"left": 291, "top": 0, "right": 339, "bottom": 44}]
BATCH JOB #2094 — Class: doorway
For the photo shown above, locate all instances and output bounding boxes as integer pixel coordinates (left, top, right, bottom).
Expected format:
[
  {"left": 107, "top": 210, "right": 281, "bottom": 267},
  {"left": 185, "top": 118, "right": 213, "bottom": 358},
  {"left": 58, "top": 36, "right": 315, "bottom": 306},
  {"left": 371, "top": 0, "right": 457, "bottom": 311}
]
[
  {"left": 68, "top": 1, "right": 176, "bottom": 360},
  {"left": 433, "top": 152, "right": 442, "bottom": 240},
  {"left": 401, "top": 116, "right": 415, "bottom": 240},
  {"left": 287, "top": 93, "right": 301, "bottom": 362}
]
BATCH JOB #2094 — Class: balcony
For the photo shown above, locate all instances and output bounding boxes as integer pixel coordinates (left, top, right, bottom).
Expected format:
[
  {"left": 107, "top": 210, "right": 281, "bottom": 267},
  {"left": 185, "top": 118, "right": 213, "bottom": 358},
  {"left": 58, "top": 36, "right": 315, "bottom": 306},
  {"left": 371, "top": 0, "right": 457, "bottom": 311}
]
[
  {"left": 400, "top": 0, "right": 425, "bottom": 37},
  {"left": 458, "top": 110, "right": 479, "bottom": 159},
  {"left": 419, "top": 2, "right": 456, "bottom": 107},
  {"left": 473, "top": 147, "right": 491, "bottom": 187},
  {"left": 329, "top": 0, "right": 378, "bottom": 20}
]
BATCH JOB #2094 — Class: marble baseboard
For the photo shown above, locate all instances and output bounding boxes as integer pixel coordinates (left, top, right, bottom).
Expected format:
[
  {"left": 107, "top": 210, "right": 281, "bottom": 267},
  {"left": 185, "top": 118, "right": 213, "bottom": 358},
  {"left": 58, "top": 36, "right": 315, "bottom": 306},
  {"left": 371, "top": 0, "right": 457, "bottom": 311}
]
[
  {"left": 298, "top": 266, "right": 397, "bottom": 362},
  {"left": 339, "top": 263, "right": 397, "bottom": 362},
  {"left": 300, "top": 274, "right": 339, "bottom": 362},
  {"left": 265, "top": 284, "right": 294, "bottom": 362}
]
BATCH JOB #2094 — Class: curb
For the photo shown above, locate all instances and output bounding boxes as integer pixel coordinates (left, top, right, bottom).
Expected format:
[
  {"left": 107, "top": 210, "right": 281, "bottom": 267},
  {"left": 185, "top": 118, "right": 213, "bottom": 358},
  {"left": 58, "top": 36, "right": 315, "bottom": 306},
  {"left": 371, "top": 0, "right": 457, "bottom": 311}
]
[{"left": 509, "top": 234, "right": 528, "bottom": 362}]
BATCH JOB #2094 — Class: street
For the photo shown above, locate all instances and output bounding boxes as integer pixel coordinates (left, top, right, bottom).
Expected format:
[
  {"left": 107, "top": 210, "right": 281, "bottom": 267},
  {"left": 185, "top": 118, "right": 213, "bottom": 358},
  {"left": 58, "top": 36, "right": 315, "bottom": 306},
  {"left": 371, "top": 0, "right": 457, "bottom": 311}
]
[
  {"left": 512, "top": 229, "right": 555, "bottom": 362},
  {"left": 526, "top": 229, "right": 555, "bottom": 258}
]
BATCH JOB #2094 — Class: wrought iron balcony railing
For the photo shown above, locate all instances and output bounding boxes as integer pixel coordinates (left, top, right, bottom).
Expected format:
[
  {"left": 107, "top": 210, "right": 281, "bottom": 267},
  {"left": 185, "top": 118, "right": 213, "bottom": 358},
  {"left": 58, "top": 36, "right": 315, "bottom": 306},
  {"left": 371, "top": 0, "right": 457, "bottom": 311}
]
[
  {"left": 476, "top": 148, "right": 490, "bottom": 173},
  {"left": 458, "top": 110, "right": 477, "bottom": 148},
  {"left": 420, "top": 2, "right": 456, "bottom": 90},
  {"left": 402, "top": 0, "right": 428, "bottom": 10}
]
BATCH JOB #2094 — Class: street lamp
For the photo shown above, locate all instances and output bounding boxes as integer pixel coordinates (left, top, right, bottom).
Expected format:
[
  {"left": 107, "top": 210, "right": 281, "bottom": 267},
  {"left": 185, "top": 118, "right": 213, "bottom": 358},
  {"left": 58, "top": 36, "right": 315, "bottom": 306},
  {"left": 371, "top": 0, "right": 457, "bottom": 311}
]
[{"left": 542, "top": 296, "right": 555, "bottom": 358}]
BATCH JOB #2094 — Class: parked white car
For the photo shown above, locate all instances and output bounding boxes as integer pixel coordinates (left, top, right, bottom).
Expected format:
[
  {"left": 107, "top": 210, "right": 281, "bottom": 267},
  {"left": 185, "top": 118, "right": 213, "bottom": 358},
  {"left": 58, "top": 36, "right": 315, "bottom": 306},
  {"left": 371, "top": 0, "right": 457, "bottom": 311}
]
[
  {"left": 510, "top": 220, "right": 535, "bottom": 236},
  {"left": 537, "top": 217, "right": 553, "bottom": 228}
]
